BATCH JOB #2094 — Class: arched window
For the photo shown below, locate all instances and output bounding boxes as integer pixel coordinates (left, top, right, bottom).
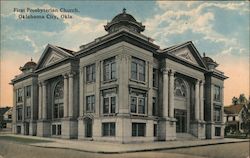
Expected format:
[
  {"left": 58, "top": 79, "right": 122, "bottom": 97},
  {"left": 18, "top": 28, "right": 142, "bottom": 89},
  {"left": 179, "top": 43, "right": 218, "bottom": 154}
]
[
  {"left": 54, "top": 81, "right": 64, "bottom": 119},
  {"left": 174, "top": 78, "right": 187, "bottom": 97}
]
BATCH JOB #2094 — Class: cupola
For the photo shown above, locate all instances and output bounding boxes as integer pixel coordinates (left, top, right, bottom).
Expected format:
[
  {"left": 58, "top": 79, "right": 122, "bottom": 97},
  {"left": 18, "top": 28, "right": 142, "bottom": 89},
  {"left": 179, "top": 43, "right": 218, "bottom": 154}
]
[{"left": 104, "top": 8, "right": 145, "bottom": 33}]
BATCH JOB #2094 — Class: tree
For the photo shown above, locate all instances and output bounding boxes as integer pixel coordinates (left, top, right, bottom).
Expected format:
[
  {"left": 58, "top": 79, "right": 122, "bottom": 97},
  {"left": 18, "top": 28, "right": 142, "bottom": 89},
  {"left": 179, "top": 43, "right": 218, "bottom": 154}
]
[
  {"left": 232, "top": 96, "right": 239, "bottom": 105},
  {"left": 241, "top": 104, "right": 250, "bottom": 137},
  {"left": 239, "top": 94, "right": 247, "bottom": 104}
]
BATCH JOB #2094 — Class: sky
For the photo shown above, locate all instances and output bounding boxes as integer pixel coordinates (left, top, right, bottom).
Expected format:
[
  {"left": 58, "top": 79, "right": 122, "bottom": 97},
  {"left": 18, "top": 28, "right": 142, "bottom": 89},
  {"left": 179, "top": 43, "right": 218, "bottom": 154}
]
[{"left": 0, "top": 1, "right": 249, "bottom": 107}]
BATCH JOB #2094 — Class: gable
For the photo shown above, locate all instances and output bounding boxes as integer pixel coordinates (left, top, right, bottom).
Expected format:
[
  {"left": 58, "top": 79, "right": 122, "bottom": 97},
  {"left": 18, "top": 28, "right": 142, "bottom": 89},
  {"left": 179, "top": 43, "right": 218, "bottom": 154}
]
[
  {"left": 43, "top": 51, "right": 65, "bottom": 67},
  {"left": 36, "top": 44, "right": 74, "bottom": 70},
  {"left": 166, "top": 42, "right": 207, "bottom": 69},
  {"left": 171, "top": 47, "right": 199, "bottom": 65}
]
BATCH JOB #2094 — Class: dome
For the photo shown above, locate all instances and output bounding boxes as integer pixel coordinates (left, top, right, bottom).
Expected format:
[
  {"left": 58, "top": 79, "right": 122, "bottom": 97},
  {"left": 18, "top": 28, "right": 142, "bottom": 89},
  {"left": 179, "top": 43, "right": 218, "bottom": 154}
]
[
  {"left": 20, "top": 58, "right": 37, "bottom": 72},
  {"left": 202, "top": 53, "right": 218, "bottom": 69},
  {"left": 203, "top": 56, "right": 214, "bottom": 63},
  {"left": 111, "top": 12, "right": 137, "bottom": 23},
  {"left": 104, "top": 8, "right": 145, "bottom": 33}
]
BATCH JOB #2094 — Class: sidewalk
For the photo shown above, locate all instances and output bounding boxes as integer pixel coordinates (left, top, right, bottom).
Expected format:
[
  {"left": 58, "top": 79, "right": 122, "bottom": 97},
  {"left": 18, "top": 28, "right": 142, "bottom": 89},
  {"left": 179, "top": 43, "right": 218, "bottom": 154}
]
[{"left": 4, "top": 134, "right": 249, "bottom": 154}]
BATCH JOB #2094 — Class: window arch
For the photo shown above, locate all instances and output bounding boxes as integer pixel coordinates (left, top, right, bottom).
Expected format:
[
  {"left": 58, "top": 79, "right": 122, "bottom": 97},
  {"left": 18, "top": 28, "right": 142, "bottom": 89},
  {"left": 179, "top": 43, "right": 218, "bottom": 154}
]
[
  {"left": 53, "top": 81, "right": 64, "bottom": 119},
  {"left": 174, "top": 78, "right": 187, "bottom": 97}
]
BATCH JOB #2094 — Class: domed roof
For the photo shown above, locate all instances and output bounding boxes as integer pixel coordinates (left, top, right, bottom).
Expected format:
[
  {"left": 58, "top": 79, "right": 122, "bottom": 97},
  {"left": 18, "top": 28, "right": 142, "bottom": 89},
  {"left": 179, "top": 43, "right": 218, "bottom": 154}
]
[
  {"left": 104, "top": 8, "right": 145, "bottom": 33},
  {"left": 202, "top": 53, "right": 218, "bottom": 68},
  {"left": 20, "top": 58, "right": 37, "bottom": 72},
  {"left": 111, "top": 9, "right": 137, "bottom": 23},
  {"left": 203, "top": 56, "right": 214, "bottom": 63}
]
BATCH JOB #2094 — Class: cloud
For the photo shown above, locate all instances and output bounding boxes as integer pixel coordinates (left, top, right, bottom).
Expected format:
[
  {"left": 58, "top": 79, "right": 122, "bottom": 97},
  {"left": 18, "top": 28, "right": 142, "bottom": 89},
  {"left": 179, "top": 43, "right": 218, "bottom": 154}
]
[{"left": 144, "top": 1, "right": 249, "bottom": 57}]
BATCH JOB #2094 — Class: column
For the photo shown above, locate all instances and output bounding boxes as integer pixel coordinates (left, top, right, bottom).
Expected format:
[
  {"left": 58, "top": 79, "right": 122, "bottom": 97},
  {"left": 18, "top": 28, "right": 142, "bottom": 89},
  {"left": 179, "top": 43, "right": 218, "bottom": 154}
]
[
  {"left": 68, "top": 72, "right": 74, "bottom": 117},
  {"left": 12, "top": 88, "right": 16, "bottom": 123},
  {"left": 162, "top": 69, "right": 169, "bottom": 117},
  {"left": 200, "top": 80, "right": 204, "bottom": 121},
  {"left": 63, "top": 74, "right": 69, "bottom": 117},
  {"left": 79, "top": 67, "right": 84, "bottom": 117},
  {"left": 42, "top": 81, "right": 47, "bottom": 119},
  {"left": 22, "top": 87, "right": 25, "bottom": 122},
  {"left": 195, "top": 80, "right": 200, "bottom": 120},
  {"left": 221, "top": 86, "right": 224, "bottom": 122},
  {"left": 38, "top": 82, "right": 42, "bottom": 119},
  {"left": 169, "top": 69, "right": 175, "bottom": 118}
]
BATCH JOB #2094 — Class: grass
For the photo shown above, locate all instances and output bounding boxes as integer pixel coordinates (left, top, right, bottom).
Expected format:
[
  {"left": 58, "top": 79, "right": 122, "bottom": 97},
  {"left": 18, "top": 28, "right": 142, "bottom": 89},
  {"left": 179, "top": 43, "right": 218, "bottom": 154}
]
[{"left": 0, "top": 135, "right": 53, "bottom": 144}]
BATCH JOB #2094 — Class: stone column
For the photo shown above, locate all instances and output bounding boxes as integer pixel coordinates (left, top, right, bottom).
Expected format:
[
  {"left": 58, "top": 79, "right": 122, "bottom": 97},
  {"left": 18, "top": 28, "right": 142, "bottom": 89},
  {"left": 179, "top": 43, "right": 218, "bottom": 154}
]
[
  {"left": 169, "top": 69, "right": 175, "bottom": 118},
  {"left": 195, "top": 80, "right": 200, "bottom": 120},
  {"left": 42, "top": 81, "right": 47, "bottom": 119},
  {"left": 200, "top": 80, "right": 204, "bottom": 121},
  {"left": 38, "top": 82, "right": 42, "bottom": 120},
  {"left": 79, "top": 67, "right": 84, "bottom": 117},
  {"left": 63, "top": 74, "right": 69, "bottom": 117},
  {"left": 68, "top": 73, "right": 74, "bottom": 117},
  {"left": 22, "top": 87, "right": 25, "bottom": 122},
  {"left": 162, "top": 69, "right": 169, "bottom": 117}
]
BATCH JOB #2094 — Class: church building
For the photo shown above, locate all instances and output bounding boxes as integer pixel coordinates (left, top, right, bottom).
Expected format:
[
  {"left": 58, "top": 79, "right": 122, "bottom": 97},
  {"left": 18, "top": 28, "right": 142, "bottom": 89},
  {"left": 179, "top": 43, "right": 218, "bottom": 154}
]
[{"left": 11, "top": 9, "right": 228, "bottom": 143}]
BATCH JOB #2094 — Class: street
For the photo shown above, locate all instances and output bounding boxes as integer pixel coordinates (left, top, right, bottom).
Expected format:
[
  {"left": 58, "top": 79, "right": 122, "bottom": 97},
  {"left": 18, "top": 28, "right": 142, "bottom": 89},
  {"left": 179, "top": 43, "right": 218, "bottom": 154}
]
[{"left": 0, "top": 139, "right": 249, "bottom": 158}]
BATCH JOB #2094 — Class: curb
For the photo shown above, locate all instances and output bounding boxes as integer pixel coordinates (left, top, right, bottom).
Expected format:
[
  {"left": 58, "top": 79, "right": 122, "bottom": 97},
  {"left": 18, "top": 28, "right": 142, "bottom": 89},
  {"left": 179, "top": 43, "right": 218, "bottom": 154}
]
[{"left": 27, "top": 139, "right": 249, "bottom": 154}]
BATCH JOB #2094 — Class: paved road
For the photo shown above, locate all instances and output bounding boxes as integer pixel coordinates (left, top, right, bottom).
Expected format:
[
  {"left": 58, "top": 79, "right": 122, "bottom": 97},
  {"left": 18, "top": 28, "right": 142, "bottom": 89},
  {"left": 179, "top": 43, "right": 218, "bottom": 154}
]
[{"left": 0, "top": 140, "right": 249, "bottom": 158}]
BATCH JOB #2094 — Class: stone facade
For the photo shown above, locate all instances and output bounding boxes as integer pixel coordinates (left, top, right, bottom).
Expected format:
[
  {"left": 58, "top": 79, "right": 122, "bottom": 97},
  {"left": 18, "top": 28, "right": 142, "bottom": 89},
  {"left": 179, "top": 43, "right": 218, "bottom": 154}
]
[{"left": 11, "top": 9, "right": 228, "bottom": 142}]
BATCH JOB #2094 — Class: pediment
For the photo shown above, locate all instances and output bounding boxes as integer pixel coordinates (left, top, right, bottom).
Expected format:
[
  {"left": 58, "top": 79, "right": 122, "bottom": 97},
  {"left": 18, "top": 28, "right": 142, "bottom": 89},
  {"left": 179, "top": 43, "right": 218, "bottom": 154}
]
[
  {"left": 171, "top": 47, "right": 199, "bottom": 65},
  {"left": 166, "top": 42, "right": 207, "bottom": 69},
  {"left": 36, "top": 44, "right": 74, "bottom": 70},
  {"left": 43, "top": 51, "right": 65, "bottom": 67}
]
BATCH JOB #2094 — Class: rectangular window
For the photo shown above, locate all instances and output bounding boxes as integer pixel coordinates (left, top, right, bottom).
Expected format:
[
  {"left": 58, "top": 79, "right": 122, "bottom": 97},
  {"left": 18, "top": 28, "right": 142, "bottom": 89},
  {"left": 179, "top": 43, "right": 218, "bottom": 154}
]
[
  {"left": 103, "top": 57, "right": 116, "bottom": 81},
  {"left": 154, "top": 124, "right": 157, "bottom": 137},
  {"left": 102, "top": 89, "right": 116, "bottom": 115},
  {"left": 54, "top": 104, "right": 63, "bottom": 119},
  {"left": 132, "top": 123, "right": 146, "bottom": 137},
  {"left": 213, "top": 107, "right": 221, "bottom": 122},
  {"left": 59, "top": 104, "right": 64, "bottom": 118},
  {"left": 57, "top": 124, "right": 62, "bottom": 135},
  {"left": 26, "top": 106, "right": 31, "bottom": 118},
  {"left": 152, "top": 97, "right": 157, "bottom": 116},
  {"left": 17, "top": 107, "right": 22, "bottom": 121},
  {"left": 103, "top": 96, "right": 116, "bottom": 114},
  {"left": 52, "top": 125, "right": 57, "bottom": 135},
  {"left": 153, "top": 68, "right": 158, "bottom": 87},
  {"left": 26, "top": 85, "right": 31, "bottom": 97},
  {"left": 130, "top": 92, "right": 146, "bottom": 115},
  {"left": 17, "top": 88, "right": 23, "bottom": 102},
  {"left": 131, "top": 57, "right": 145, "bottom": 82},
  {"left": 86, "top": 64, "right": 96, "bottom": 82},
  {"left": 102, "top": 122, "right": 116, "bottom": 136},
  {"left": 214, "top": 86, "right": 221, "bottom": 101},
  {"left": 86, "top": 95, "right": 95, "bottom": 112},
  {"left": 215, "top": 127, "right": 221, "bottom": 136}
]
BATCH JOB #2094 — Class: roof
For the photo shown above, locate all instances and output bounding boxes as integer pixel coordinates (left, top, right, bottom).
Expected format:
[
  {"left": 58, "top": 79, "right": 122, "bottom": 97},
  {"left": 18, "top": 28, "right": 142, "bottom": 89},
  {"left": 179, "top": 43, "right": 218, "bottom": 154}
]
[
  {"left": 55, "top": 45, "right": 75, "bottom": 55},
  {"left": 104, "top": 8, "right": 145, "bottom": 33},
  {"left": 19, "top": 59, "right": 37, "bottom": 71},
  {"left": 224, "top": 104, "right": 244, "bottom": 115},
  {"left": 0, "top": 107, "right": 11, "bottom": 116}
]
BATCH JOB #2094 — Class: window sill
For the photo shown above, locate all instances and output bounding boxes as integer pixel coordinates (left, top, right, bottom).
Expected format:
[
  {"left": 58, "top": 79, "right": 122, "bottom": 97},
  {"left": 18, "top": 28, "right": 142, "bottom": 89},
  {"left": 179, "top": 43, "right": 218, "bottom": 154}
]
[
  {"left": 86, "top": 81, "right": 96, "bottom": 84},
  {"left": 102, "top": 113, "right": 117, "bottom": 117},
  {"left": 152, "top": 87, "right": 158, "bottom": 90},
  {"left": 129, "top": 79, "right": 146, "bottom": 85},
  {"left": 131, "top": 114, "right": 147, "bottom": 117},
  {"left": 102, "top": 79, "right": 117, "bottom": 84}
]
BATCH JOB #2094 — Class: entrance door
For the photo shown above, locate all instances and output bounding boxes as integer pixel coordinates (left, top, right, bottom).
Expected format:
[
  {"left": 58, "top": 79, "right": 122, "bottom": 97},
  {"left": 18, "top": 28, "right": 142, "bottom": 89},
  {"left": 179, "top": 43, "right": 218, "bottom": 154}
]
[
  {"left": 85, "top": 118, "right": 92, "bottom": 138},
  {"left": 175, "top": 109, "right": 187, "bottom": 133}
]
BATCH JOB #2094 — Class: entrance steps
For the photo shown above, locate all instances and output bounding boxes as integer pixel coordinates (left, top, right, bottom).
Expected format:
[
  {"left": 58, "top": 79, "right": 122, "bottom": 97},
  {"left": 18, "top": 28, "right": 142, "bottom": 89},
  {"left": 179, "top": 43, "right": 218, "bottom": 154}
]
[{"left": 176, "top": 133, "right": 197, "bottom": 140}]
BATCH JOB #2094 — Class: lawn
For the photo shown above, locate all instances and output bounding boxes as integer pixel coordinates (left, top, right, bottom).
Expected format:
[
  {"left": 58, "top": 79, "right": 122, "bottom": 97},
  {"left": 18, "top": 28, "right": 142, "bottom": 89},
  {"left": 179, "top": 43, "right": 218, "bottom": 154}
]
[{"left": 0, "top": 135, "right": 53, "bottom": 144}]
